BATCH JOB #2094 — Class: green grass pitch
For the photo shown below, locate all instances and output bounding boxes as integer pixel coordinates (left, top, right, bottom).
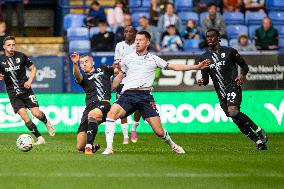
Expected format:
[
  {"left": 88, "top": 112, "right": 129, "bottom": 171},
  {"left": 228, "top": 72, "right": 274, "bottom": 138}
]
[{"left": 0, "top": 133, "right": 283, "bottom": 189}]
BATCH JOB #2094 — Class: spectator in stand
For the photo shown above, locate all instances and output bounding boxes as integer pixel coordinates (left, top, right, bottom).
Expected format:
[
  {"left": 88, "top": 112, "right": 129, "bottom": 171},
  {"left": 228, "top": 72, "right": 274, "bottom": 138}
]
[
  {"left": 4, "top": 0, "right": 28, "bottom": 37},
  {"left": 149, "top": 0, "right": 168, "bottom": 26},
  {"left": 244, "top": 0, "right": 265, "bottom": 13},
  {"left": 233, "top": 34, "right": 256, "bottom": 51},
  {"left": 157, "top": 3, "right": 182, "bottom": 34},
  {"left": 91, "top": 21, "right": 114, "bottom": 52},
  {"left": 107, "top": 0, "right": 125, "bottom": 29},
  {"left": 138, "top": 16, "right": 161, "bottom": 52},
  {"left": 223, "top": 0, "right": 243, "bottom": 12},
  {"left": 84, "top": 0, "right": 106, "bottom": 27},
  {"left": 183, "top": 19, "right": 200, "bottom": 40},
  {"left": 115, "top": 13, "right": 132, "bottom": 44},
  {"left": 201, "top": 3, "right": 226, "bottom": 38},
  {"left": 193, "top": 0, "right": 222, "bottom": 13},
  {"left": 161, "top": 25, "right": 183, "bottom": 52},
  {"left": 255, "top": 17, "right": 278, "bottom": 50},
  {"left": 0, "top": 21, "right": 8, "bottom": 53}
]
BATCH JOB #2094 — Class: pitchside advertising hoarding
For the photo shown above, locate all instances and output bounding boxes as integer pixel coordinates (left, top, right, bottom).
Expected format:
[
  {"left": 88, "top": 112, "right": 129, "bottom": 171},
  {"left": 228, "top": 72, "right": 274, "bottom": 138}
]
[{"left": 0, "top": 91, "right": 283, "bottom": 133}]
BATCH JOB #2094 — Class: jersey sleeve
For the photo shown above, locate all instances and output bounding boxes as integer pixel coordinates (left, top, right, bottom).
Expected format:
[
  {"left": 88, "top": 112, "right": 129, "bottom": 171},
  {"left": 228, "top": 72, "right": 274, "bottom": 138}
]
[
  {"left": 76, "top": 74, "right": 88, "bottom": 87},
  {"left": 23, "top": 54, "right": 33, "bottom": 68},
  {"left": 120, "top": 57, "right": 128, "bottom": 74},
  {"left": 114, "top": 43, "right": 121, "bottom": 60},
  {"left": 231, "top": 48, "right": 249, "bottom": 75},
  {"left": 153, "top": 55, "right": 169, "bottom": 70},
  {"left": 101, "top": 64, "right": 115, "bottom": 76}
]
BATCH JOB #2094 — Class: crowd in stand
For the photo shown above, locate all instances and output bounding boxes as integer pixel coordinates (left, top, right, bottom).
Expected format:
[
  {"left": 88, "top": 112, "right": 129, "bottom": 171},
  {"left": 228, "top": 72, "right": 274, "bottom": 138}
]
[{"left": 76, "top": 0, "right": 281, "bottom": 53}]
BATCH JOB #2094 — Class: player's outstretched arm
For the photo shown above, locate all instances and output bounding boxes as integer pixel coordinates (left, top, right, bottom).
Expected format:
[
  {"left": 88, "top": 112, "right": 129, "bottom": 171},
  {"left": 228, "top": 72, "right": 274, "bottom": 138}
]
[
  {"left": 70, "top": 52, "right": 83, "bottom": 83},
  {"left": 111, "top": 72, "right": 123, "bottom": 91},
  {"left": 167, "top": 59, "right": 210, "bottom": 71},
  {"left": 24, "top": 64, "right": 36, "bottom": 89}
]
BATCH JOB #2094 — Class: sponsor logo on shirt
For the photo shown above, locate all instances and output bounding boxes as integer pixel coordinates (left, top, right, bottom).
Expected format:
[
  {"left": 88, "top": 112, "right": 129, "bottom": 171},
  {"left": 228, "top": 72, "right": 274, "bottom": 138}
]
[{"left": 5, "top": 65, "right": 20, "bottom": 72}]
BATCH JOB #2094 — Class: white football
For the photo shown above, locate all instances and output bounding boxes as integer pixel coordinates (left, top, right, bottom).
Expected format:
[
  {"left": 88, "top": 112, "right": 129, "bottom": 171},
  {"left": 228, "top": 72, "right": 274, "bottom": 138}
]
[{"left": 16, "top": 134, "right": 34, "bottom": 152}]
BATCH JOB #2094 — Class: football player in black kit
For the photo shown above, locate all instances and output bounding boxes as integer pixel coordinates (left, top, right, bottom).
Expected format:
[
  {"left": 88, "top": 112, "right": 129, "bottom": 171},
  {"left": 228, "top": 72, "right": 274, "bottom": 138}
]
[
  {"left": 70, "top": 52, "right": 119, "bottom": 155},
  {"left": 0, "top": 36, "right": 55, "bottom": 145},
  {"left": 197, "top": 29, "right": 268, "bottom": 150}
]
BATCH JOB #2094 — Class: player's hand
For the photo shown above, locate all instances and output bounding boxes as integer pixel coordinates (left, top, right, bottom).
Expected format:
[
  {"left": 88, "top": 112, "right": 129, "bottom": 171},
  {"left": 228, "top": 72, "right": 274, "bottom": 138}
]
[
  {"left": 70, "top": 52, "right": 79, "bottom": 64},
  {"left": 0, "top": 73, "right": 4, "bottom": 80},
  {"left": 197, "top": 59, "right": 210, "bottom": 69},
  {"left": 235, "top": 75, "right": 245, "bottom": 86},
  {"left": 197, "top": 78, "right": 204, "bottom": 86},
  {"left": 113, "top": 59, "right": 121, "bottom": 70},
  {"left": 24, "top": 80, "right": 32, "bottom": 89}
]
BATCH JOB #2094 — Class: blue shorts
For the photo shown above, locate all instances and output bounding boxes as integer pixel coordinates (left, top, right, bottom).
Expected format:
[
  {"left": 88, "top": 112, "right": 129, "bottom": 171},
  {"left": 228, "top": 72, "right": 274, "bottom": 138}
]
[{"left": 115, "top": 90, "right": 159, "bottom": 119}]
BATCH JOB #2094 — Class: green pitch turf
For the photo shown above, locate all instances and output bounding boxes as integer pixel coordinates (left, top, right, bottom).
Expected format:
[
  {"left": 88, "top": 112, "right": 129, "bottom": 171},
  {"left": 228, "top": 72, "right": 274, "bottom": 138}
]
[{"left": 0, "top": 133, "right": 283, "bottom": 189}]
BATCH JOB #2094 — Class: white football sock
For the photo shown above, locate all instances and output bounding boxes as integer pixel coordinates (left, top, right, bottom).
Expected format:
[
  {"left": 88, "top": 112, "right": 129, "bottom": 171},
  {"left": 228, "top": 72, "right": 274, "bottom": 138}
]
[
  {"left": 162, "top": 129, "right": 175, "bottom": 147},
  {"left": 105, "top": 118, "right": 116, "bottom": 149},
  {"left": 131, "top": 121, "right": 139, "bottom": 131},
  {"left": 256, "top": 127, "right": 262, "bottom": 133},
  {"left": 121, "top": 123, "right": 129, "bottom": 139}
]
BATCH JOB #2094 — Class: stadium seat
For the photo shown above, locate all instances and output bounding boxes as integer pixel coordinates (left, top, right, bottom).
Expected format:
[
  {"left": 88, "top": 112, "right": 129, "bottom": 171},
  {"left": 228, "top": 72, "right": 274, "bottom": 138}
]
[
  {"left": 275, "top": 25, "right": 284, "bottom": 38},
  {"left": 89, "top": 27, "right": 112, "bottom": 37},
  {"left": 69, "top": 40, "right": 91, "bottom": 54},
  {"left": 129, "top": 0, "right": 148, "bottom": 12},
  {"left": 266, "top": 0, "right": 284, "bottom": 11},
  {"left": 67, "top": 27, "right": 89, "bottom": 41},
  {"left": 131, "top": 12, "right": 148, "bottom": 27},
  {"left": 229, "top": 38, "right": 252, "bottom": 47},
  {"left": 223, "top": 12, "right": 244, "bottom": 25},
  {"left": 226, "top": 25, "right": 248, "bottom": 39},
  {"left": 248, "top": 25, "right": 260, "bottom": 40},
  {"left": 175, "top": 0, "right": 193, "bottom": 12},
  {"left": 64, "top": 14, "right": 85, "bottom": 30},
  {"left": 199, "top": 12, "right": 208, "bottom": 25},
  {"left": 279, "top": 38, "right": 284, "bottom": 52},
  {"left": 183, "top": 39, "right": 202, "bottom": 52},
  {"left": 245, "top": 12, "right": 266, "bottom": 25},
  {"left": 220, "top": 38, "right": 229, "bottom": 46},
  {"left": 268, "top": 11, "right": 284, "bottom": 25},
  {"left": 177, "top": 12, "right": 199, "bottom": 25},
  {"left": 129, "top": 0, "right": 142, "bottom": 7}
]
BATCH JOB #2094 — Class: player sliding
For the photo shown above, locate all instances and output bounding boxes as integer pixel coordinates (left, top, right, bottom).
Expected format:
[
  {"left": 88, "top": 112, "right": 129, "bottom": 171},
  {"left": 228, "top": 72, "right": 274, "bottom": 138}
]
[
  {"left": 102, "top": 31, "right": 210, "bottom": 155},
  {"left": 112, "top": 25, "right": 141, "bottom": 144},
  {"left": 70, "top": 52, "right": 119, "bottom": 155},
  {"left": 0, "top": 36, "right": 55, "bottom": 144},
  {"left": 197, "top": 28, "right": 268, "bottom": 150}
]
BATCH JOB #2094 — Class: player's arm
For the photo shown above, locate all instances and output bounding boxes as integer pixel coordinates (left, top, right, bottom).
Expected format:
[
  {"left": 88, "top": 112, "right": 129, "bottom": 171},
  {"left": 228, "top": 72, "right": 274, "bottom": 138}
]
[
  {"left": 70, "top": 52, "right": 83, "bottom": 84},
  {"left": 232, "top": 49, "right": 249, "bottom": 86},
  {"left": 111, "top": 72, "right": 124, "bottom": 91},
  {"left": 167, "top": 59, "right": 210, "bottom": 71},
  {"left": 23, "top": 54, "right": 36, "bottom": 89},
  {"left": 0, "top": 72, "right": 4, "bottom": 80}
]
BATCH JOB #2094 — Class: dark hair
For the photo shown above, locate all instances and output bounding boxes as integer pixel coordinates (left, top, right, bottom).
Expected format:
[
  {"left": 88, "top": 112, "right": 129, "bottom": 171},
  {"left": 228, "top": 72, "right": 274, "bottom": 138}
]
[
  {"left": 238, "top": 34, "right": 248, "bottom": 43},
  {"left": 207, "top": 3, "right": 217, "bottom": 8},
  {"left": 79, "top": 54, "right": 92, "bottom": 58},
  {"left": 98, "top": 20, "right": 107, "bottom": 25},
  {"left": 3, "top": 36, "right": 16, "bottom": 44},
  {"left": 167, "top": 24, "right": 176, "bottom": 29},
  {"left": 137, "top": 31, "right": 151, "bottom": 40},
  {"left": 91, "top": 0, "right": 100, "bottom": 6},
  {"left": 139, "top": 15, "right": 148, "bottom": 20},
  {"left": 124, "top": 25, "right": 137, "bottom": 33},
  {"left": 206, "top": 28, "right": 220, "bottom": 37},
  {"left": 165, "top": 2, "right": 174, "bottom": 9}
]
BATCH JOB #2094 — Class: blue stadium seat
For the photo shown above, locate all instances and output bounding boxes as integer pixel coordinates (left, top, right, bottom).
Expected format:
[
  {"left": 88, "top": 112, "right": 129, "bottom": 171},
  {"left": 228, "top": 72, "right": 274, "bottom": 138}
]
[
  {"left": 131, "top": 12, "right": 148, "bottom": 27},
  {"left": 229, "top": 38, "right": 252, "bottom": 47},
  {"left": 279, "top": 38, "right": 284, "bottom": 52},
  {"left": 220, "top": 38, "right": 229, "bottom": 46},
  {"left": 67, "top": 27, "right": 89, "bottom": 41},
  {"left": 226, "top": 25, "right": 248, "bottom": 39},
  {"left": 199, "top": 12, "right": 208, "bottom": 25},
  {"left": 275, "top": 25, "right": 284, "bottom": 38},
  {"left": 69, "top": 40, "right": 91, "bottom": 54},
  {"left": 183, "top": 39, "right": 202, "bottom": 52},
  {"left": 175, "top": 0, "right": 193, "bottom": 12},
  {"left": 129, "top": 0, "right": 142, "bottom": 7},
  {"left": 142, "top": 0, "right": 151, "bottom": 8},
  {"left": 223, "top": 12, "right": 244, "bottom": 25},
  {"left": 177, "top": 12, "right": 199, "bottom": 25},
  {"left": 248, "top": 25, "right": 260, "bottom": 40},
  {"left": 245, "top": 12, "right": 266, "bottom": 25},
  {"left": 266, "top": 0, "right": 284, "bottom": 11},
  {"left": 268, "top": 11, "right": 284, "bottom": 25},
  {"left": 89, "top": 27, "right": 112, "bottom": 37},
  {"left": 64, "top": 14, "right": 85, "bottom": 30}
]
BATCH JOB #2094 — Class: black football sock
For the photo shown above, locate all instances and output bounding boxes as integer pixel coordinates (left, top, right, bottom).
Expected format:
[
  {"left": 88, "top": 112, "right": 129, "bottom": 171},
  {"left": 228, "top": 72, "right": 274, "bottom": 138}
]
[
  {"left": 86, "top": 118, "right": 98, "bottom": 145},
  {"left": 233, "top": 117, "right": 259, "bottom": 143},
  {"left": 237, "top": 112, "right": 260, "bottom": 131},
  {"left": 38, "top": 112, "right": 48, "bottom": 124},
  {"left": 26, "top": 121, "right": 41, "bottom": 138}
]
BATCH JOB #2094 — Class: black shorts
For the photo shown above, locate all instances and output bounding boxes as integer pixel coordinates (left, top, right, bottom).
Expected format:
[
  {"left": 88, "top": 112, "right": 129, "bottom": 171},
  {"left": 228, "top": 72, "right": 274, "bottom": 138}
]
[
  {"left": 116, "top": 84, "right": 124, "bottom": 99},
  {"left": 77, "top": 101, "right": 111, "bottom": 133},
  {"left": 9, "top": 91, "right": 39, "bottom": 113},
  {"left": 115, "top": 90, "right": 159, "bottom": 119},
  {"left": 220, "top": 88, "right": 242, "bottom": 116}
]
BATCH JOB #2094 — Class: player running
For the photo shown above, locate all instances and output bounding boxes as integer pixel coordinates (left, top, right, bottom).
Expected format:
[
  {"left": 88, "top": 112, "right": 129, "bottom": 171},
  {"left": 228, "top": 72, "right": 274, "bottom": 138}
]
[
  {"left": 112, "top": 25, "right": 141, "bottom": 144},
  {"left": 70, "top": 52, "right": 118, "bottom": 155},
  {"left": 102, "top": 31, "right": 210, "bottom": 155},
  {"left": 197, "top": 28, "right": 268, "bottom": 150},
  {"left": 0, "top": 36, "right": 55, "bottom": 144}
]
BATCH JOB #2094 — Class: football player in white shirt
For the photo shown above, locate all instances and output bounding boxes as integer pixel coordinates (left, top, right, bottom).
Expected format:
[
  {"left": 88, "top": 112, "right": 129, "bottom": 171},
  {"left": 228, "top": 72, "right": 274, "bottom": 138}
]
[
  {"left": 112, "top": 25, "right": 141, "bottom": 144},
  {"left": 102, "top": 31, "right": 210, "bottom": 155}
]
